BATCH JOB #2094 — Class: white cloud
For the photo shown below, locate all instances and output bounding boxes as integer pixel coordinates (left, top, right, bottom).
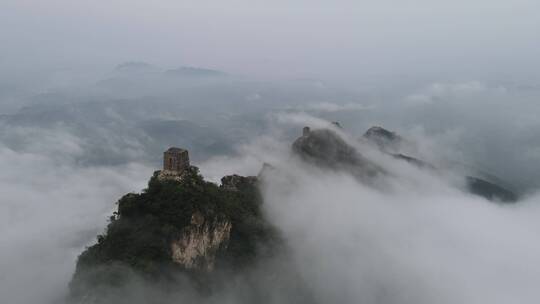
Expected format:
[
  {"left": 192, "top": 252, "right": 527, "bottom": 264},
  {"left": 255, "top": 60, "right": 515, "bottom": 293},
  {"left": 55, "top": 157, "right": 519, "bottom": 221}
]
[
  {"left": 0, "top": 142, "right": 153, "bottom": 304},
  {"left": 258, "top": 129, "right": 540, "bottom": 304},
  {"left": 299, "top": 102, "right": 373, "bottom": 112},
  {"left": 405, "top": 81, "right": 506, "bottom": 105}
]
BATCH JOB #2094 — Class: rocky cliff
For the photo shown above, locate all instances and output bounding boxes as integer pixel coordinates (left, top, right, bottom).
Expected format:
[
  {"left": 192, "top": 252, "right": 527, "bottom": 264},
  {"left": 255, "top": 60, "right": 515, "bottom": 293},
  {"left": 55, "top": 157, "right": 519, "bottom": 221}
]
[
  {"left": 363, "top": 126, "right": 402, "bottom": 152},
  {"left": 363, "top": 126, "right": 517, "bottom": 202},
  {"left": 293, "top": 125, "right": 517, "bottom": 202},
  {"left": 170, "top": 212, "right": 232, "bottom": 271},
  {"left": 292, "top": 128, "right": 384, "bottom": 180},
  {"left": 69, "top": 166, "right": 279, "bottom": 302}
]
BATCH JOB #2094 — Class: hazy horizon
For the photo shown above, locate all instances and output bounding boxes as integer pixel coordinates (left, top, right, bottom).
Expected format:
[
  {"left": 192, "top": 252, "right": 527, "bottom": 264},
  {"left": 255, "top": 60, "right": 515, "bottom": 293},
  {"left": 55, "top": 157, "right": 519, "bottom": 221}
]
[{"left": 2, "top": 0, "right": 539, "bottom": 82}]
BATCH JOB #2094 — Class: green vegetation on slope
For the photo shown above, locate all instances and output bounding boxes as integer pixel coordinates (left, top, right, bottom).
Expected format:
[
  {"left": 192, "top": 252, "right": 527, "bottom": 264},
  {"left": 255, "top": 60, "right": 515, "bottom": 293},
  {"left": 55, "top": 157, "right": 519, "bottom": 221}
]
[{"left": 70, "top": 166, "right": 279, "bottom": 299}]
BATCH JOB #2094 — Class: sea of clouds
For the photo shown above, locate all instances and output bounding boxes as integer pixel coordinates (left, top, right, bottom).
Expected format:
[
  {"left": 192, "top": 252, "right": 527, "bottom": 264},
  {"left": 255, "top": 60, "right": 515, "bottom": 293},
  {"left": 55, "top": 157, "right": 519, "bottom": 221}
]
[
  {"left": 200, "top": 115, "right": 540, "bottom": 304},
  {"left": 1, "top": 79, "right": 540, "bottom": 303}
]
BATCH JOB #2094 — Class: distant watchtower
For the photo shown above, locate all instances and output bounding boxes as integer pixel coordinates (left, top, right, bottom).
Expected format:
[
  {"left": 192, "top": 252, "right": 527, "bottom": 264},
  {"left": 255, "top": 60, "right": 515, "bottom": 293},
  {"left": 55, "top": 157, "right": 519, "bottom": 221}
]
[
  {"left": 303, "top": 126, "right": 310, "bottom": 136},
  {"left": 163, "top": 147, "right": 190, "bottom": 173}
]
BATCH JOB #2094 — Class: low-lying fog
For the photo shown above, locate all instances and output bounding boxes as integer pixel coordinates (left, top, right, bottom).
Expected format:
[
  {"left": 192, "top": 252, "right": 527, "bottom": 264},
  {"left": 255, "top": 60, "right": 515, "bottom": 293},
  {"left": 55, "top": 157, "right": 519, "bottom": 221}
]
[{"left": 1, "top": 56, "right": 540, "bottom": 304}]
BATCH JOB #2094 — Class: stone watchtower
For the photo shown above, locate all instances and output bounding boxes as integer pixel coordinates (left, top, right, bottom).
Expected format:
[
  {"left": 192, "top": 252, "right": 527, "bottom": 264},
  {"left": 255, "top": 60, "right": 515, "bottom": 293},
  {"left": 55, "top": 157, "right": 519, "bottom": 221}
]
[
  {"left": 303, "top": 126, "right": 310, "bottom": 136},
  {"left": 163, "top": 147, "right": 190, "bottom": 173}
]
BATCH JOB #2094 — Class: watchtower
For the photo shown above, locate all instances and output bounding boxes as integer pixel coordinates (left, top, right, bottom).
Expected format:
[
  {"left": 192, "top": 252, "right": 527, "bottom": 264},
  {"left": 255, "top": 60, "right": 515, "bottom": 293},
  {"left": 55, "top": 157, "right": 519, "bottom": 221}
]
[
  {"left": 303, "top": 126, "right": 310, "bottom": 136},
  {"left": 163, "top": 147, "right": 190, "bottom": 173}
]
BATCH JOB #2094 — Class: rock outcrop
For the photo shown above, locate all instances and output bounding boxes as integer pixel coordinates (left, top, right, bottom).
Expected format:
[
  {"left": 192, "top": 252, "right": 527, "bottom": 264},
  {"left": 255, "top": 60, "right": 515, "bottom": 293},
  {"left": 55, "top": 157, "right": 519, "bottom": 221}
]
[
  {"left": 292, "top": 128, "right": 383, "bottom": 179},
  {"left": 466, "top": 176, "right": 517, "bottom": 203},
  {"left": 363, "top": 126, "right": 402, "bottom": 151},
  {"left": 363, "top": 126, "right": 517, "bottom": 202},
  {"left": 391, "top": 153, "right": 437, "bottom": 170},
  {"left": 171, "top": 212, "right": 232, "bottom": 271},
  {"left": 294, "top": 125, "right": 517, "bottom": 202}
]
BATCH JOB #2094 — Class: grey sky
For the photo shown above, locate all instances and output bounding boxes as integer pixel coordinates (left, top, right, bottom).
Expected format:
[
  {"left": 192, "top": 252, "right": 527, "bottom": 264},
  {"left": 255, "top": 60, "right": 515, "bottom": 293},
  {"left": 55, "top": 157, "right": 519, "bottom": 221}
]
[{"left": 1, "top": 0, "right": 539, "bottom": 82}]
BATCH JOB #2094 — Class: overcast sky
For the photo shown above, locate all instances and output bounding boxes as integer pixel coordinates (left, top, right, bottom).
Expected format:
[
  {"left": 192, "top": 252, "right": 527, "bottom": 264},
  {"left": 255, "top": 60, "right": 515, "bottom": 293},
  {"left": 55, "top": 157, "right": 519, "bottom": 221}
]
[{"left": 1, "top": 0, "right": 539, "bottom": 83}]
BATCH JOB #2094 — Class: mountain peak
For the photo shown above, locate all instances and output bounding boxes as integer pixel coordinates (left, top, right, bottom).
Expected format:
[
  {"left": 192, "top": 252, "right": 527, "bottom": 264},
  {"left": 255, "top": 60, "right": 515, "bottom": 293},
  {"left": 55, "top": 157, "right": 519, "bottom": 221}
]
[
  {"left": 363, "top": 126, "right": 402, "bottom": 150},
  {"left": 114, "top": 61, "right": 157, "bottom": 73},
  {"left": 292, "top": 127, "right": 384, "bottom": 179},
  {"left": 164, "top": 66, "right": 227, "bottom": 78}
]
